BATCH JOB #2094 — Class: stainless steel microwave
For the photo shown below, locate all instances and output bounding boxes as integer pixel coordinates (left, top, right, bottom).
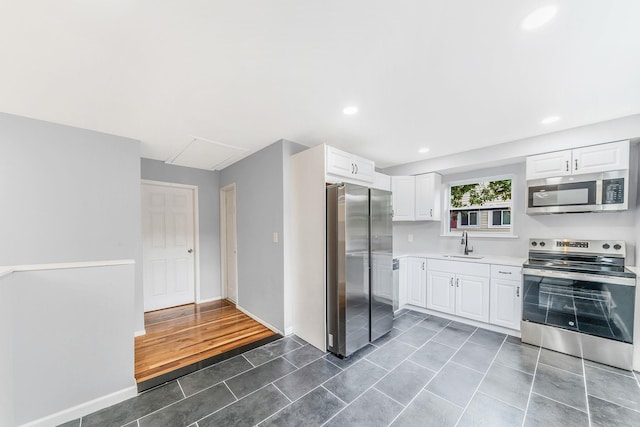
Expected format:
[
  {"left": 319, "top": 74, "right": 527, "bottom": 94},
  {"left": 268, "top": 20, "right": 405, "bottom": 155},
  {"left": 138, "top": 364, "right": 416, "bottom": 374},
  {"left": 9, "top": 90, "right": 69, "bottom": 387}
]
[{"left": 526, "top": 170, "right": 628, "bottom": 214}]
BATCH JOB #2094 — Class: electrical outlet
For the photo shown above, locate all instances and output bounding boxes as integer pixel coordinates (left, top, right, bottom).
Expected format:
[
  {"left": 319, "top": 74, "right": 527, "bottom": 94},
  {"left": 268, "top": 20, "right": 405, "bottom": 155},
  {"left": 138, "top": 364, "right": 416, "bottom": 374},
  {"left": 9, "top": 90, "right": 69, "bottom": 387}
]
[
  {"left": 273, "top": 232, "right": 278, "bottom": 243},
  {"left": 408, "top": 234, "right": 413, "bottom": 242}
]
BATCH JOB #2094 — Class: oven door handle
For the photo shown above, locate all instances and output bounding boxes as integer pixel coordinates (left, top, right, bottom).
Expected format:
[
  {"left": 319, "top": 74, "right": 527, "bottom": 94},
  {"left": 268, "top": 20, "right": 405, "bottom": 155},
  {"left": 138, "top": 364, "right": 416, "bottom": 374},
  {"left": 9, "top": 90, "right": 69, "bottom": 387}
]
[{"left": 523, "top": 267, "right": 636, "bottom": 287}]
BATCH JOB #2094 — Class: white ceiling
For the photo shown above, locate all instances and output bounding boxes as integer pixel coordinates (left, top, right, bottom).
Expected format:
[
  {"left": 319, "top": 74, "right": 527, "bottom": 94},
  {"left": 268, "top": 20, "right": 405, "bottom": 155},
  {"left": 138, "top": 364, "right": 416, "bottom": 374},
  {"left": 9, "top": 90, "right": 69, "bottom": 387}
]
[{"left": 1, "top": 1, "right": 640, "bottom": 170}]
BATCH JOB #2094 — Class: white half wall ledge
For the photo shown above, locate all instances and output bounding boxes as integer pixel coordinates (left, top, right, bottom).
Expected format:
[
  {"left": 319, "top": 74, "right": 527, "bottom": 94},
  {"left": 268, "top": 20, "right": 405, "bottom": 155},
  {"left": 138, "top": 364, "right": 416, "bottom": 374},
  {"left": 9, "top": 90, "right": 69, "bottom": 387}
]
[
  {"left": 2, "top": 259, "right": 135, "bottom": 274},
  {"left": 19, "top": 385, "right": 137, "bottom": 427}
]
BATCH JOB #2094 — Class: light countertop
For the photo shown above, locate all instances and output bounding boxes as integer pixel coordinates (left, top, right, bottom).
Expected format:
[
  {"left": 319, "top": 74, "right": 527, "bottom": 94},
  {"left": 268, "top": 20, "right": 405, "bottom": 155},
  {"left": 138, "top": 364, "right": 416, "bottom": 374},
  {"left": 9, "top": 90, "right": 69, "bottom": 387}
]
[{"left": 394, "top": 253, "right": 526, "bottom": 267}]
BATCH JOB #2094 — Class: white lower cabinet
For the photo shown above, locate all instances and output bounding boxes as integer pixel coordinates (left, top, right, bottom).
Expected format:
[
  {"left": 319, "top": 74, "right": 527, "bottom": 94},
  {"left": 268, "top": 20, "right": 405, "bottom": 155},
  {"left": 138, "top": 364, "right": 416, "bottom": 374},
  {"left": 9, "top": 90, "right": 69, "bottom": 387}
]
[
  {"left": 406, "top": 257, "right": 427, "bottom": 307},
  {"left": 426, "top": 270, "right": 455, "bottom": 314},
  {"left": 489, "top": 265, "right": 522, "bottom": 330},
  {"left": 426, "top": 259, "right": 490, "bottom": 323},
  {"left": 455, "top": 274, "right": 490, "bottom": 322}
]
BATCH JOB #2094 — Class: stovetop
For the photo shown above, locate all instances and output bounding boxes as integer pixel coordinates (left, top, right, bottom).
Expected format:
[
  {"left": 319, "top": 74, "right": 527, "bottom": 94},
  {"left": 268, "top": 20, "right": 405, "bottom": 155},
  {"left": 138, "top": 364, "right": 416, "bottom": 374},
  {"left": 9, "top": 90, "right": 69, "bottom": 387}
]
[{"left": 523, "top": 238, "right": 636, "bottom": 279}]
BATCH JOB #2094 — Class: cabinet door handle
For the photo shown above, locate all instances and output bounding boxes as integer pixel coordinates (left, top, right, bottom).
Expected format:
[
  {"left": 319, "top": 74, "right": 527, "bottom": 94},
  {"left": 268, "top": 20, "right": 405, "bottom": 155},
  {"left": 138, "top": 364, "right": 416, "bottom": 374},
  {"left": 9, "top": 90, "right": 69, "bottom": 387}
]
[
  {"left": 575, "top": 159, "right": 578, "bottom": 170},
  {"left": 498, "top": 271, "right": 512, "bottom": 275},
  {"left": 565, "top": 160, "right": 569, "bottom": 171},
  {"left": 355, "top": 164, "right": 358, "bottom": 174},
  {"left": 351, "top": 163, "right": 355, "bottom": 174},
  {"left": 516, "top": 286, "right": 520, "bottom": 297},
  {"left": 430, "top": 208, "right": 433, "bottom": 217},
  {"left": 456, "top": 278, "right": 459, "bottom": 287},
  {"left": 450, "top": 277, "right": 453, "bottom": 287},
  {"left": 422, "top": 262, "right": 425, "bottom": 270}
]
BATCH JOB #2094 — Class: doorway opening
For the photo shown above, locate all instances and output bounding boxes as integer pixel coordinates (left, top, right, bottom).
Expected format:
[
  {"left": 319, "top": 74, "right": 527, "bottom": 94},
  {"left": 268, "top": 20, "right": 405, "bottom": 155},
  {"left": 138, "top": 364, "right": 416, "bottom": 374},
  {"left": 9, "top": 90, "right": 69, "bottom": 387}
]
[
  {"left": 220, "top": 183, "right": 238, "bottom": 303},
  {"left": 137, "top": 180, "right": 277, "bottom": 390}
]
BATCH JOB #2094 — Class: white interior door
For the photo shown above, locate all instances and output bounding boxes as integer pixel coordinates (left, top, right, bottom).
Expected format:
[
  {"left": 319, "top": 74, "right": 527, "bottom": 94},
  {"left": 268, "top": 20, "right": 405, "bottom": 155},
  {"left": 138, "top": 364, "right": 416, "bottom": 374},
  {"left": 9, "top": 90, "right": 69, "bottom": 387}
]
[
  {"left": 142, "top": 183, "right": 195, "bottom": 312},
  {"left": 223, "top": 186, "right": 238, "bottom": 303}
]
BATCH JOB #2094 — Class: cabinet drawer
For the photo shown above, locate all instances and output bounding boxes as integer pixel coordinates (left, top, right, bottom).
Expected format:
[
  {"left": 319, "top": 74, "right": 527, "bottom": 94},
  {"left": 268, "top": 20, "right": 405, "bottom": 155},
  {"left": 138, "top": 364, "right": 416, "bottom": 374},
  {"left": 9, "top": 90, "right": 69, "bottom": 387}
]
[
  {"left": 429, "top": 259, "right": 490, "bottom": 277},
  {"left": 491, "top": 264, "right": 522, "bottom": 279}
]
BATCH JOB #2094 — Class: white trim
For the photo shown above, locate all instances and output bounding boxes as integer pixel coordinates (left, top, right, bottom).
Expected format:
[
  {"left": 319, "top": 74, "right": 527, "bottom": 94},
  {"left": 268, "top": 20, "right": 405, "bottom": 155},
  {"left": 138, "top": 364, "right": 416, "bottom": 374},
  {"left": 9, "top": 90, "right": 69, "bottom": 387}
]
[
  {"left": 19, "top": 385, "right": 137, "bottom": 427},
  {"left": 236, "top": 304, "right": 283, "bottom": 335},
  {"left": 220, "top": 183, "right": 238, "bottom": 304},
  {"left": 140, "top": 180, "right": 201, "bottom": 308},
  {"left": 0, "top": 259, "right": 134, "bottom": 275},
  {"left": 197, "top": 296, "right": 223, "bottom": 304},
  {"left": 134, "top": 329, "right": 146, "bottom": 337}
]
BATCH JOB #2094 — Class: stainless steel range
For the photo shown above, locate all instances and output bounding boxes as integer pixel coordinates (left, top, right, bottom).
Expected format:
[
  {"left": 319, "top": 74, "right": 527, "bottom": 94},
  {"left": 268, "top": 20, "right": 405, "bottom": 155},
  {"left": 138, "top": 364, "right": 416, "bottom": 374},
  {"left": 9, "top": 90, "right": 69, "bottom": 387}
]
[{"left": 521, "top": 238, "right": 636, "bottom": 369}]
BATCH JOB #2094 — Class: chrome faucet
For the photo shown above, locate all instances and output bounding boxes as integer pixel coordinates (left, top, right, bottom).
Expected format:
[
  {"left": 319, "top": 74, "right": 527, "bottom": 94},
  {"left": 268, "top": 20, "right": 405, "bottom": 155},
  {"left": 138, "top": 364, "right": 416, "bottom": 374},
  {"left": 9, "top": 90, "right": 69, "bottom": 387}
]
[{"left": 461, "top": 231, "right": 473, "bottom": 255}]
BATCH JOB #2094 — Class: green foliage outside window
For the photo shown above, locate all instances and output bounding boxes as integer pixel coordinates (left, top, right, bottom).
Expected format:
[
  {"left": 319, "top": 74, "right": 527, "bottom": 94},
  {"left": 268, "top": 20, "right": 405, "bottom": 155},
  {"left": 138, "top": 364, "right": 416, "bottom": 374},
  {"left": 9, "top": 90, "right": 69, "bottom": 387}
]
[{"left": 450, "top": 179, "right": 512, "bottom": 208}]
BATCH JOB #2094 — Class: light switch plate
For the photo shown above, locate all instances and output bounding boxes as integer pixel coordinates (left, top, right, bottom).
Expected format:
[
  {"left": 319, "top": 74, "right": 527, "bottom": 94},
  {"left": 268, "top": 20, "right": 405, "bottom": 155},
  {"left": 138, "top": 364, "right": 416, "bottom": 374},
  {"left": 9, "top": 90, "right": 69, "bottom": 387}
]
[{"left": 408, "top": 234, "right": 413, "bottom": 242}]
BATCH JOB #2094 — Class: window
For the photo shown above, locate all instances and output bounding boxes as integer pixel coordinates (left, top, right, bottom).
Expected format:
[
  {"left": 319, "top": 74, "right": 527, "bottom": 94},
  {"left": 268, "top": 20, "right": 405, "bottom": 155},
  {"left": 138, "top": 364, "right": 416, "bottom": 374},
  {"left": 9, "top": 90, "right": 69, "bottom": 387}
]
[
  {"left": 454, "top": 210, "right": 479, "bottom": 227},
  {"left": 447, "top": 177, "right": 513, "bottom": 235},
  {"left": 490, "top": 209, "right": 511, "bottom": 227}
]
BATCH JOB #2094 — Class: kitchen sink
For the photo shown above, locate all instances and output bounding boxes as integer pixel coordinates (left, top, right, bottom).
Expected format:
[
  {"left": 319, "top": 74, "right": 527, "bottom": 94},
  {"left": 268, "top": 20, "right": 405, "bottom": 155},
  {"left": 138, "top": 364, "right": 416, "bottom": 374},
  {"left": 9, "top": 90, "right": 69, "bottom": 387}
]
[{"left": 442, "top": 254, "right": 484, "bottom": 259}]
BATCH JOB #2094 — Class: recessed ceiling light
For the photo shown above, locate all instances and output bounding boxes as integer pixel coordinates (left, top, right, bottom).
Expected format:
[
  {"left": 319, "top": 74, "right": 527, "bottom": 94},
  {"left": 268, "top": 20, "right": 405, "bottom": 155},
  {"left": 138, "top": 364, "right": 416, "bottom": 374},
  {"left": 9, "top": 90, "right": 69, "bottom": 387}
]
[
  {"left": 521, "top": 5, "right": 557, "bottom": 31},
  {"left": 541, "top": 115, "right": 560, "bottom": 124},
  {"left": 418, "top": 147, "right": 430, "bottom": 154},
  {"left": 343, "top": 106, "right": 358, "bottom": 115}
]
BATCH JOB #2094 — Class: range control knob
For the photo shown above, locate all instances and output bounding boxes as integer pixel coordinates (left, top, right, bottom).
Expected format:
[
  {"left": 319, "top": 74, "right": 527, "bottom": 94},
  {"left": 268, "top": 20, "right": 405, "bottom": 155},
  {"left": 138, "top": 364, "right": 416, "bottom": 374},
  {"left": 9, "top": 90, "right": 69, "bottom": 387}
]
[
  {"left": 614, "top": 244, "right": 622, "bottom": 250},
  {"left": 539, "top": 241, "right": 546, "bottom": 247},
  {"left": 602, "top": 243, "right": 611, "bottom": 250},
  {"left": 531, "top": 241, "right": 538, "bottom": 247}
]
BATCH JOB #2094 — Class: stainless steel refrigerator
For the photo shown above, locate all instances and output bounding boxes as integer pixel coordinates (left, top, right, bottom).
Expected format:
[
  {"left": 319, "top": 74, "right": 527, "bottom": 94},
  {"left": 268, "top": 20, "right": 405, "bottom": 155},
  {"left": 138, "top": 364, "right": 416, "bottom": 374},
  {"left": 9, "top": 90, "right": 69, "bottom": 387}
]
[{"left": 326, "top": 183, "right": 393, "bottom": 358}]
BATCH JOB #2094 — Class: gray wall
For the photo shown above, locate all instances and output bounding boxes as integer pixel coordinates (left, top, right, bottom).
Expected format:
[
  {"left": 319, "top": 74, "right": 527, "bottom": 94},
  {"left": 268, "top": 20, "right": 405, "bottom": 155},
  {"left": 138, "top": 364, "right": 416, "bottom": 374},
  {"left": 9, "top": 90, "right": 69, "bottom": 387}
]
[
  {"left": 0, "top": 112, "right": 143, "bottom": 328},
  {"left": 219, "top": 139, "right": 305, "bottom": 332},
  {"left": 141, "top": 158, "right": 222, "bottom": 301},
  {"left": 0, "top": 274, "right": 15, "bottom": 427},
  {"left": 0, "top": 112, "right": 140, "bottom": 425},
  {"left": 9, "top": 265, "right": 135, "bottom": 425}
]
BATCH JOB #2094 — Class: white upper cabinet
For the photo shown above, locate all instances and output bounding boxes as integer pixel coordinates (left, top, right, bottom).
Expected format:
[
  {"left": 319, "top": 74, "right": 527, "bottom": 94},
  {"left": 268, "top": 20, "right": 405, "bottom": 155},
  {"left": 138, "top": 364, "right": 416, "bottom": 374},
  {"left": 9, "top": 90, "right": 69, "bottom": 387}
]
[
  {"left": 526, "top": 140, "right": 630, "bottom": 180},
  {"left": 391, "top": 173, "right": 441, "bottom": 221},
  {"left": 526, "top": 150, "right": 573, "bottom": 179},
  {"left": 391, "top": 176, "right": 416, "bottom": 221},
  {"left": 572, "top": 140, "right": 630, "bottom": 174},
  {"left": 415, "top": 173, "right": 442, "bottom": 221},
  {"left": 326, "top": 145, "right": 375, "bottom": 183}
]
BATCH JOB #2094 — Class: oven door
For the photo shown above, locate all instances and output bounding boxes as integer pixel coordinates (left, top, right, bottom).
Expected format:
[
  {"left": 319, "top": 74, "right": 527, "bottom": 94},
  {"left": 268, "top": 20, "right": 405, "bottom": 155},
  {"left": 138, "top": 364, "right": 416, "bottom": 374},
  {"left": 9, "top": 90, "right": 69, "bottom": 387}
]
[{"left": 522, "top": 268, "right": 635, "bottom": 343}]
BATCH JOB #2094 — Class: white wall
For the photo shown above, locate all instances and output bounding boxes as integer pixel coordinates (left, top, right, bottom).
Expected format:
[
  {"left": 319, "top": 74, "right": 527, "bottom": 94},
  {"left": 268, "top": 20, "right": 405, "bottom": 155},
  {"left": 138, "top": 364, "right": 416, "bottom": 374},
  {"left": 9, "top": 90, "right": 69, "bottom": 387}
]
[{"left": 141, "top": 158, "right": 222, "bottom": 301}]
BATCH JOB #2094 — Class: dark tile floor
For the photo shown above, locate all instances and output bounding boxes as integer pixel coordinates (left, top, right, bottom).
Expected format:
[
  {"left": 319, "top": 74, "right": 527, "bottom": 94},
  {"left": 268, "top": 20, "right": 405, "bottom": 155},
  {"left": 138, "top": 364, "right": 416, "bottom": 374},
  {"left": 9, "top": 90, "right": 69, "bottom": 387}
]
[{"left": 60, "top": 311, "right": 640, "bottom": 427}]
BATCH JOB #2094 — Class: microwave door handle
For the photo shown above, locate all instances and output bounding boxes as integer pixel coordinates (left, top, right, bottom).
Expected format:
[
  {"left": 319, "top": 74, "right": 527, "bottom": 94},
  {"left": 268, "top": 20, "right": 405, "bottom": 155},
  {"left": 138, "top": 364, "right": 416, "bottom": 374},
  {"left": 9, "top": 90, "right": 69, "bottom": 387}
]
[
  {"left": 565, "top": 160, "right": 569, "bottom": 172},
  {"left": 575, "top": 159, "right": 578, "bottom": 171}
]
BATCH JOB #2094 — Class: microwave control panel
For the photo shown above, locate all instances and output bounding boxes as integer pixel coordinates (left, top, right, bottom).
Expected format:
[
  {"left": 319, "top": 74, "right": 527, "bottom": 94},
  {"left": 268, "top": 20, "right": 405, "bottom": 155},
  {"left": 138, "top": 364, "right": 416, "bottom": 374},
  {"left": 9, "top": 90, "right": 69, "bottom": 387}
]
[{"left": 602, "top": 178, "right": 624, "bottom": 204}]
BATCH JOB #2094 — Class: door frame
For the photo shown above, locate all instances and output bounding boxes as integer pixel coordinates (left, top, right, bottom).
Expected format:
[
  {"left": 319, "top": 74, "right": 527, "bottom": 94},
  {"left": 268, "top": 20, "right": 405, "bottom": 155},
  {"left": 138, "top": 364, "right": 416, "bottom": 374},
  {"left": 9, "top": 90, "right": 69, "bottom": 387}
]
[
  {"left": 220, "top": 183, "right": 238, "bottom": 304},
  {"left": 141, "top": 179, "right": 202, "bottom": 304}
]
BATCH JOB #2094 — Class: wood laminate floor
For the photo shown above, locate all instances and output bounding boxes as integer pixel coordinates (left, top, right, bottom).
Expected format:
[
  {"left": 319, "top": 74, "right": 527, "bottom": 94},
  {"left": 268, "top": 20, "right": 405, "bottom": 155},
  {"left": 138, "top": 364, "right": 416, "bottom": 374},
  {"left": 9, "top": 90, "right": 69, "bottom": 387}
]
[{"left": 135, "top": 299, "right": 276, "bottom": 384}]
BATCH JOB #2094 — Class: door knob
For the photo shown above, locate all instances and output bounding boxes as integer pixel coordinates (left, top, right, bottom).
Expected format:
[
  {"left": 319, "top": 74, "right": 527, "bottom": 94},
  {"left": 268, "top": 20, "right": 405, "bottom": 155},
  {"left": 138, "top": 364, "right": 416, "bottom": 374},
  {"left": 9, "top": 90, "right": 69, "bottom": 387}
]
[{"left": 188, "top": 248, "right": 193, "bottom": 253}]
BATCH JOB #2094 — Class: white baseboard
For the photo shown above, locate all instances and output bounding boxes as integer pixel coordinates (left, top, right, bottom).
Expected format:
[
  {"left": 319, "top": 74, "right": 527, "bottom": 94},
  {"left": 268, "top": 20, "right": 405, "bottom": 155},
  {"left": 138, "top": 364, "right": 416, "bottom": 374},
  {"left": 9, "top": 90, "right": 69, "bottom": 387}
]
[
  {"left": 236, "top": 304, "right": 283, "bottom": 335},
  {"left": 197, "top": 296, "right": 222, "bottom": 304},
  {"left": 134, "top": 329, "right": 146, "bottom": 337},
  {"left": 20, "top": 384, "right": 137, "bottom": 427},
  {"left": 284, "top": 326, "right": 294, "bottom": 336}
]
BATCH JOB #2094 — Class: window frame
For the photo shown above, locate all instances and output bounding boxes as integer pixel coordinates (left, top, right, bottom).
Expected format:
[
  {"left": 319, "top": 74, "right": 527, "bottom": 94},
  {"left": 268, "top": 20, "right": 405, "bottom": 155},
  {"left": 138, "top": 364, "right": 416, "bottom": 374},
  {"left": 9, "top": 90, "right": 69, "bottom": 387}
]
[
  {"left": 453, "top": 210, "right": 480, "bottom": 228},
  {"left": 488, "top": 209, "right": 511, "bottom": 228},
  {"left": 443, "top": 174, "right": 516, "bottom": 238}
]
